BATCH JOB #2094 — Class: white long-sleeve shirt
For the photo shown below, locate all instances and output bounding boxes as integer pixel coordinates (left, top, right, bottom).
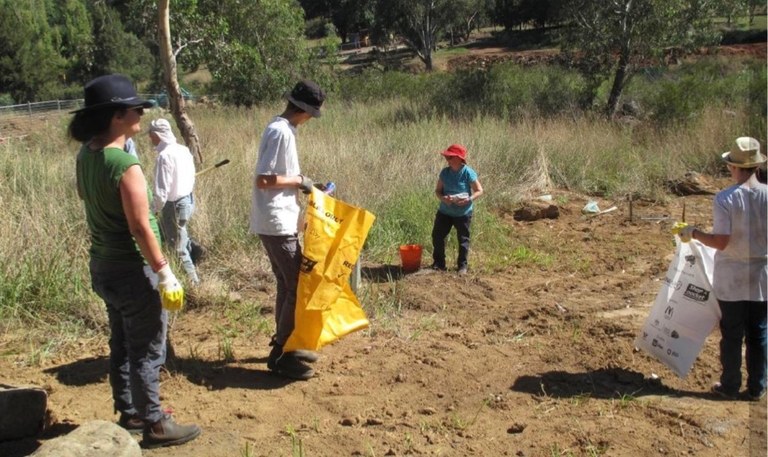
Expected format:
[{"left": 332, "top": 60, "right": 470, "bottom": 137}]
[{"left": 153, "top": 140, "right": 196, "bottom": 212}]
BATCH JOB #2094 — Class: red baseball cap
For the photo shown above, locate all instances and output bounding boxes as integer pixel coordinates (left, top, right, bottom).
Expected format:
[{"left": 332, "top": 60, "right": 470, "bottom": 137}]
[{"left": 441, "top": 144, "right": 467, "bottom": 162}]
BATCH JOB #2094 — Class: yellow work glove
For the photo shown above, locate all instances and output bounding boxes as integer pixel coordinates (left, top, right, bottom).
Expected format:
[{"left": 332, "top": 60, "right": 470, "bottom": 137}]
[
  {"left": 671, "top": 222, "right": 695, "bottom": 243},
  {"left": 157, "top": 265, "right": 185, "bottom": 311}
]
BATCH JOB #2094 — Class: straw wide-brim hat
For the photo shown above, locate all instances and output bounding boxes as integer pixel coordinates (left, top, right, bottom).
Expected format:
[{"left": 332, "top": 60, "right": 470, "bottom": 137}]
[{"left": 721, "top": 137, "right": 767, "bottom": 168}]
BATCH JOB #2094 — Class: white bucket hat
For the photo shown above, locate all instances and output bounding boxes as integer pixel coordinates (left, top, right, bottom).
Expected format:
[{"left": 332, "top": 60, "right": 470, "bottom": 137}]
[
  {"left": 721, "top": 137, "right": 766, "bottom": 168},
  {"left": 148, "top": 118, "right": 176, "bottom": 144}
]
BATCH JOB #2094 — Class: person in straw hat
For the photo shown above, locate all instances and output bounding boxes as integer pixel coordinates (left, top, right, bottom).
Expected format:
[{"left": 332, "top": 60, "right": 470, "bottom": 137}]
[
  {"left": 678, "top": 136, "right": 767, "bottom": 401},
  {"left": 68, "top": 74, "right": 201, "bottom": 447}
]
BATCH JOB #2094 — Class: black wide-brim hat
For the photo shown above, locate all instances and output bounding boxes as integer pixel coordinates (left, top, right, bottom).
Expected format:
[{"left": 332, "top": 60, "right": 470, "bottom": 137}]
[
  {"left": 70, "top": 74, "right": 153, "bottom": 114},
  {"left": 284, "top": 79, "right": 325, "bottom": 118}
]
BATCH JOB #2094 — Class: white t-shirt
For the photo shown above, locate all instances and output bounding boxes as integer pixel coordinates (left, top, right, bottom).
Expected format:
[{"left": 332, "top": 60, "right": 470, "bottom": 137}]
[
  {"left": 712, "top": 174, "right": 767, "bottom": 302},
  {"left": 249, "top": 117, "right": 301, "bottom": 236},
  {"left": 153, "top": 141, "right": 196, "bottom": 213}
]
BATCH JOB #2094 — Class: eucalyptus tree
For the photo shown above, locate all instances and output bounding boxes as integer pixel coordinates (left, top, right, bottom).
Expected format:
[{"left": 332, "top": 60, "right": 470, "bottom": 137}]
[
  {"left": 561, "top": 0, "right": 719, "bottom": 116},
  {"left": 202, "top": 0, "right": 314, "bottom": 106},
  {"left": 373, "top": 0, "right": 454, "bottom": 71},
  {"left": 158, "top": 0, "right": 203, "bottom": 164},
  {"left": 447, "top": 0, "right": 495, "bottom": 43}
]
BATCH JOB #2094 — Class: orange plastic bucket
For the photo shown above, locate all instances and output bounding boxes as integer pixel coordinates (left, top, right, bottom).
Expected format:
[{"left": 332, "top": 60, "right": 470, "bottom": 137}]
[{"left": 399, "top": 244, "right": 422, "bottom": 272}]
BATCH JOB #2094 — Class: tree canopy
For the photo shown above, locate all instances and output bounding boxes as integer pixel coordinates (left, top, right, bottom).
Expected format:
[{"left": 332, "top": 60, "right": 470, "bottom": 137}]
[
  {"left": 0, "top": 0, "right": 751, "bottom": 109},
  {"left": 560, "top": 0, "right": 720, "bottom": 115}
]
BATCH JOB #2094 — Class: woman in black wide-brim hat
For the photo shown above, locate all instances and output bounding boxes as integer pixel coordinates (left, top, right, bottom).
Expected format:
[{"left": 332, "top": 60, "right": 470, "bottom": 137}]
[{"left": 68, "top": 74, "right": 200, "bottom": 448}]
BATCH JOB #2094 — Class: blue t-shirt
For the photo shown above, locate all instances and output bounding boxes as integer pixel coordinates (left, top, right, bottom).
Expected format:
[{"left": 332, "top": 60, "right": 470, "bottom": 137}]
[{"left": 438, "top": 164, "right": 477, "bottom": 217}]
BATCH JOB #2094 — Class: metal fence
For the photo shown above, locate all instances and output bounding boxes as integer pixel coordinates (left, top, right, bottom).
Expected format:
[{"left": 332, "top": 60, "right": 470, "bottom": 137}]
[{"left": 0, "top": 94, "right": 163, "bottom": 140}]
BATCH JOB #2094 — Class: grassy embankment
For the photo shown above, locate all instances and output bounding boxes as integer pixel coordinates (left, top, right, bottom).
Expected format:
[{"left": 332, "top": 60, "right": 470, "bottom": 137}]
[{"left": 0, "top": 54, "right": 764, "bottom": 361}]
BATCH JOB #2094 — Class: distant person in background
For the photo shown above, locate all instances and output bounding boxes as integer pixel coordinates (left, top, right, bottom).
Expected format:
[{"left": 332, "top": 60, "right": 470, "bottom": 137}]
[
  {"left": 679, "top": 137, "right": 767, "bottom": 401},
  {"left": 250, "top": 79, "right": 325, "bottom": 380},
  {"left": 431, "top": 144, "right": 483, "bottom": 275},
  {"left": 68, "top": 74, "right": 200, "bottom": 448},
  {"left": 148, "top": 118, "right": 199, "bottom": 285},
  {"left": 124, "top": 137, "right": 138, "bottom": 157}
]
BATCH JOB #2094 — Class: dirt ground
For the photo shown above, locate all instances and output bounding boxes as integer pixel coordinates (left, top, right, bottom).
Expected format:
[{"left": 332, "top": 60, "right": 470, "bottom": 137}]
[{"left": 1, "top": 179, "right": 766, "bottom": 457}]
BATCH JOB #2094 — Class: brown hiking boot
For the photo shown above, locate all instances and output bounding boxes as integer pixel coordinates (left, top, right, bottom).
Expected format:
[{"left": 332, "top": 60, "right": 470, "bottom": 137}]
[
  {"left": 142, "top": 414, "right": 201, "bottom": 449},
  {"left": 117, "top": 413, "right": 144, "bottom": 435}
]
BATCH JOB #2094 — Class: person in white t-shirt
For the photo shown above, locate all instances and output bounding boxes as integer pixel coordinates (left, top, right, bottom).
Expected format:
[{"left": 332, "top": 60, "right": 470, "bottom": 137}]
[
  {"left": 148, "top": 118, "right": 199, "bottom": 284},
  {"left": 679, "top": 137, "right": 767, "bottom": 401},
  {"left": 249, "top": 80, "right": 325, "bottom": 381}
]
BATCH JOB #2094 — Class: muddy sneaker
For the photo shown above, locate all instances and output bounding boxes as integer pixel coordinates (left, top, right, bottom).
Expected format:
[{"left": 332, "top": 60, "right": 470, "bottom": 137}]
[
  {"left": 287, "top": 350, "right": 319, "bottom": 363},
  {"left": 118, "top": 413, "right": 143, "bottom": 435},
  {"left": 458, "top": 267, "right": 468, "bottom": 275},
  {"left": 429, "top": 264, "right": 447, "bottom": 272},
  {"left": 272, "top": 353, "right": 315, "bottom": 380},
  {"left": 142, "top": 414, "right": 201, "bottom": 449},
  {"left": 711, "top": 383, "right": 738, "bottom": 400}
]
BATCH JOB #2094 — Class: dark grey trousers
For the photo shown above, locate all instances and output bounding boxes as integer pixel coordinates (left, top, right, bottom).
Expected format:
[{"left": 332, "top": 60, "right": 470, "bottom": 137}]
[
  {"left": 258, "top": 234, "right": 302, "bottom": 346},
  {"left": 90, "top": 259, "right": 167, "bottom": 424}
]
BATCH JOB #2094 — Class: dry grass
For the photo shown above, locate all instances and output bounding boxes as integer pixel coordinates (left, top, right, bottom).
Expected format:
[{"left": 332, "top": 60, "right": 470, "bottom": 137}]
[{"left": 0, "top": 98, "right": 756, "bottom": 341}]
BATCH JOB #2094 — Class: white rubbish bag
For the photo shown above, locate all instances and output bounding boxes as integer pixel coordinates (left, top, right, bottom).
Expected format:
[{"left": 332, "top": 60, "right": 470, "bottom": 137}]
[{"left": 635, "top": 238, "right": 721, "bottom": 378}]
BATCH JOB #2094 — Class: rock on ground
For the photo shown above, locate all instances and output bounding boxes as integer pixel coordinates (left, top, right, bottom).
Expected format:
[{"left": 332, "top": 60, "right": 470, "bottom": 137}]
[{"left": 30, "top": 420, "right": 140, "bottom": 457}]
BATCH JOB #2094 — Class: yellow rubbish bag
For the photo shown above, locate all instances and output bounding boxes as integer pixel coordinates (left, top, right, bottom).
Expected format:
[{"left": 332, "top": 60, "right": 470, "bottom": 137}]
[{"left": 283, "top": 187, "right": 376, "bottom": 352}]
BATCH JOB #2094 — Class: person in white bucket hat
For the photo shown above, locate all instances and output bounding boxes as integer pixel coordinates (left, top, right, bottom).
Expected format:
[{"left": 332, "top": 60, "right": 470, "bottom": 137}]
[
  {"left": 678, "top": 136, "right": 767, "bottom": 401},
  {"left": 148, "top": 118, "right": 199, "bottom": 285}
]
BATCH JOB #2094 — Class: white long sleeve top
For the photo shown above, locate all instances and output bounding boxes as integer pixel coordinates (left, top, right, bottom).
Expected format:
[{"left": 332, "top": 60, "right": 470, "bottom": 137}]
[{"left": 153, "top": 140, "right": 196, "bottom": 213}]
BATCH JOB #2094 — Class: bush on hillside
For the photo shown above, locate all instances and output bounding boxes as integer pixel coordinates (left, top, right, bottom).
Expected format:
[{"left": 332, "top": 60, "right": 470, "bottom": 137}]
[
  {"left": 626, "top": 57, "right": 766, "bottom": 130},
  {"left": 430, "top": 63, "right": 587, "bottom": 119}
]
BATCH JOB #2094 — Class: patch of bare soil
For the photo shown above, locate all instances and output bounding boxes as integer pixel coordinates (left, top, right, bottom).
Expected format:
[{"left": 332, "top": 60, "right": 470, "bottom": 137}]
[{"left": 1, "top": 185, "right": 767, "bottom": 457}]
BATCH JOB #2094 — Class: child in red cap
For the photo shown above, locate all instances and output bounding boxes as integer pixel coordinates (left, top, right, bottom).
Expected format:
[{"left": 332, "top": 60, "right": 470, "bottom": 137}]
[{"left": 431, "top": 144, "right": 484, "bottom": 274}]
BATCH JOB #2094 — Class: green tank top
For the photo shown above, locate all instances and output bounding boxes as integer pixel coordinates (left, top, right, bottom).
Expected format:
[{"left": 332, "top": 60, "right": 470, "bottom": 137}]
[{"left": 76, "top": 145, "right": 161, "bottom": 262}]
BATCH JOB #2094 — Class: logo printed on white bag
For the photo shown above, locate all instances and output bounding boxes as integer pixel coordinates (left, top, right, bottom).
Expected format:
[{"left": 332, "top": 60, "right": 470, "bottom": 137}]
[
  {"left": 663, "top": 276, "right": 683, "bottom": 290},
  {"left": 683, "top": 284, "right": 710, "bottom": 302},
  {"left": 684, "top": 255, "right": 695, "bottom": 266},
  {"left": 664, "top": 306, "right": 674, "bottom": 319}
]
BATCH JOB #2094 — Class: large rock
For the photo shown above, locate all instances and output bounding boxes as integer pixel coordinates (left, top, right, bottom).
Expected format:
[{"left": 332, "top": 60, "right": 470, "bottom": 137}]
[
  {"left": 31, "top": 420, "right": 140, "bottom": 457},
  {"left": 0, "top": 385, "right": 47, "bottom": 441}
]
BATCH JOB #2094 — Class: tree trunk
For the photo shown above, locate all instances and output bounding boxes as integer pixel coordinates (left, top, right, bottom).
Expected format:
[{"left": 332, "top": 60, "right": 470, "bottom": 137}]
[
  {"left": 606, "top": 51, "right": 630, "bottom": 117},
  {"left": 158, "top": 0, "right": 203, "bottom": 165}
]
